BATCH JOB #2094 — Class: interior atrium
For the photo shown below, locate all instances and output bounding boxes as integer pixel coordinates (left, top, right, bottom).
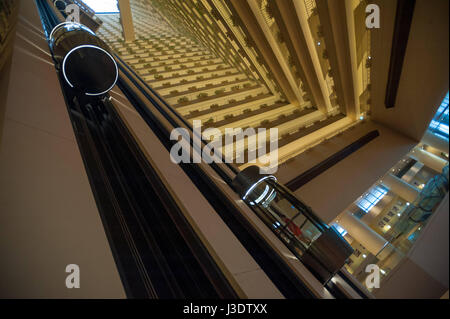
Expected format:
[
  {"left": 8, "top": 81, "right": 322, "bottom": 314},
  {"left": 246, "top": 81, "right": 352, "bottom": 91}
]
[{"left": 0, "top": 0, "right": 448, "bottom": 300}]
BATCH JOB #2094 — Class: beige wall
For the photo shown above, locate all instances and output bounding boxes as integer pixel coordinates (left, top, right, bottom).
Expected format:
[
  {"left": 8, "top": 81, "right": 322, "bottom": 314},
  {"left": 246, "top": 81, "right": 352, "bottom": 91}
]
[
  {"left": 408, "top": 193, "right": 449, "bottom": 289},
  {"left": 371, "top": 0, "right": 449, "bottom": 141},
  {"left": 276, "top": 0, "right": 448, "bottom": 223},
  {"left": 374, "top": 258, "right": 446, "bottom": 299},
  {"left": 0, "top": 1, "right": 125, "bottom": 298}
]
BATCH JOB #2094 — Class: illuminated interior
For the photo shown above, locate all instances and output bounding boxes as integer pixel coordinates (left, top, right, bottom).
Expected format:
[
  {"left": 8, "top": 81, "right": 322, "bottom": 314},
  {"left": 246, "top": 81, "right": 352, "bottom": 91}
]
[
  {"left": 0, "top": 0, "right": 448, "bottom": 300},
  {"left": 82, "top": 0, "right": 119, "bottom": 14}
]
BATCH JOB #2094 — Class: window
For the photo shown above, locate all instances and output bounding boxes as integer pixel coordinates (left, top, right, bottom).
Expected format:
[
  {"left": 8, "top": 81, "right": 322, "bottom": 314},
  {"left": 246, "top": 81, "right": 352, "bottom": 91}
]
[
  {"left": 82, "top": 0, "right": 119, "bottom": 14},
  {"left": 357, "top": 185, "right": 388, "bottom": 213},
  {"left": 332, "top": 223, "right": 347, "bottom": 236},
  {"left": 428, "top": 92, "right": 449, "bottom": 139}
]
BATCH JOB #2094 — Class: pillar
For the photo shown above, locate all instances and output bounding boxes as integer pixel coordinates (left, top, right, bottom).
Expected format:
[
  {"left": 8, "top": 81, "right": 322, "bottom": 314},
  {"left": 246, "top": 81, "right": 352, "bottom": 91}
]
[
  {"left": 337, "top": 211, "right": 393, "bottom": 259},
  {"left": 316, "top": 0, "right": 357, "bottom": 117},
  {"left": 381, "top": 174, "right": 420, "bottom": 203},
  {"left": 118, "top": 0, "right": 135, "bottom": 42},
  {"left": 275, "top": 0, "right": 330, "bottom": 113},
  {"left": 422, "top": 131, "right": 449, "bottom": 154},
  {"left": 229, "top": 0, "right": 299, "bottom": 102},
  {"left": 410, "top": 147, "right": 448, "bottom": 173}
]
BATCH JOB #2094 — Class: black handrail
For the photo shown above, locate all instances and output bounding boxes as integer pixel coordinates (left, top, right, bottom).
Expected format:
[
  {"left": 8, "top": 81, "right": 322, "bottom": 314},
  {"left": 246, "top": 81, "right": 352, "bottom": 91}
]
[{"left": 113, "top": 52, "right": 241, "bottom": 179}]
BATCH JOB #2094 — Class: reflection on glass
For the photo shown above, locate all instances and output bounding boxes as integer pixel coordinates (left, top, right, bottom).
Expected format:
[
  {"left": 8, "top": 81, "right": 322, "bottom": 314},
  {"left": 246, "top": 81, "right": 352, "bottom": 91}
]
[
  {"left": 342, "top": 163, "right": 448, "bottom": 289},
  {"left": 428, "top": 92, "right": 449, "bottom": 139},
  {"left": 243, "top": 178, "right": 324, "bottom": 254}
]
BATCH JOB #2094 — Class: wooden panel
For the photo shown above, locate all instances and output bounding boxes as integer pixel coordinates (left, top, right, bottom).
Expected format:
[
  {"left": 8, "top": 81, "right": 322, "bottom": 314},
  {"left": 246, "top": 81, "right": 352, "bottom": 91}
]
[{"left": 384, "top": 0, "right": 416, "bottom": 108}]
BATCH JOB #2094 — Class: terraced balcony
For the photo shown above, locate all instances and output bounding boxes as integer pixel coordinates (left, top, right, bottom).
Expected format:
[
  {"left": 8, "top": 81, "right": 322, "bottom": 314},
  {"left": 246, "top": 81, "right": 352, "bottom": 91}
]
[{"left": 97, "top": 0, "right": 347, "bottom": 167}]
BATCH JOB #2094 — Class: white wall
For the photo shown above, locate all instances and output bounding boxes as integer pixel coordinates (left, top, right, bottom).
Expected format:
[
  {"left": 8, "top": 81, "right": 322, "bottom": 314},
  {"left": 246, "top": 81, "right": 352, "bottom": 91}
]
[{"left": 371, "top": 0, "right": 449, "bottom": 141}]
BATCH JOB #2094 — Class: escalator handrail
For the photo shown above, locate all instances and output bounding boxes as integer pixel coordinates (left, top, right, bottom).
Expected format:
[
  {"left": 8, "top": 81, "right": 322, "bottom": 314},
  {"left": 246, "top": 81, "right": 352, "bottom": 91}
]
[{"left": 113, "top": 53, "right": 240, "bottom": 176}]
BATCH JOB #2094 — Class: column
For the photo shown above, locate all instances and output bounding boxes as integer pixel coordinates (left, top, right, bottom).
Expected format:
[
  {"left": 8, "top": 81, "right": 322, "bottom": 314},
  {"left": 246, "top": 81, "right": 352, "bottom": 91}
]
[
  {"left": 275, "top": 0, "right": 330, "bottom": 113},
  {"left": 229, "top": 0, "right": 299, "bottom": 103},
  {"left": 118, "top": 0, "right": 135, "bottom": 42},
  {"left": 316, "top": 0, "right": 359, "bottom": 119},
  {"left": 243, "top": 0, "right": 304, "bottom": 104},
  {"left": 337, "top": 211, "right": 393, "bottom": 259},
  {"left": 410, "top": 147, "right": 448, "bottom": 173},
  {"left": 422, "top": 131, "right": 449, "bottom": 154},
  {"left": 381, "top": 173, "right": 420, "bottom": 203}
]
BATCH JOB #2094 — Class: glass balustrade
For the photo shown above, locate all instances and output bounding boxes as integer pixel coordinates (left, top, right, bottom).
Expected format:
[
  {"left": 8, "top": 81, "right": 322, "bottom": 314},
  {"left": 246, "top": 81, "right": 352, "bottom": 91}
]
[{"left": 232, "top": 165, "right": 353, "bottom": 284}]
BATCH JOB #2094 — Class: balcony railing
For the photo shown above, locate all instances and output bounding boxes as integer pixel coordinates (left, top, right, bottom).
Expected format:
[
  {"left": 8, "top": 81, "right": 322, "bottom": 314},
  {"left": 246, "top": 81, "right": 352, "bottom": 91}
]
[{"left": 304, "top": 0, "right": 317, "bottom": 19}]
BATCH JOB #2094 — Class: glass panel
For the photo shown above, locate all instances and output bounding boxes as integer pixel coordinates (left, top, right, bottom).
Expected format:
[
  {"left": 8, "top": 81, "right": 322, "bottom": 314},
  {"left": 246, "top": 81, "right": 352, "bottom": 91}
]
[
  {"left": 243, "top": 178, "right": 327, "bottom": 255},
  {"left": 343, "top": 164, "right": 448, "bottom": 290},
  {"left": 333, "top": 223, "right": 348, "bottom": 236},
  {"left": 428, "top": 92, "right": 449, "bottom": 139}
]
